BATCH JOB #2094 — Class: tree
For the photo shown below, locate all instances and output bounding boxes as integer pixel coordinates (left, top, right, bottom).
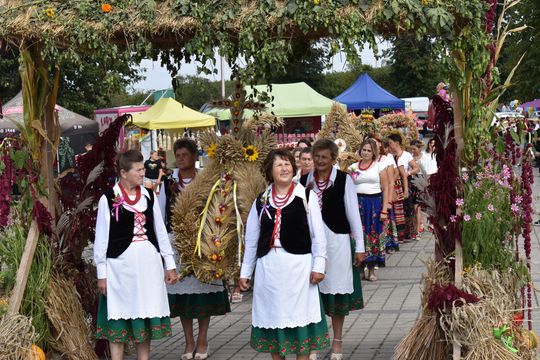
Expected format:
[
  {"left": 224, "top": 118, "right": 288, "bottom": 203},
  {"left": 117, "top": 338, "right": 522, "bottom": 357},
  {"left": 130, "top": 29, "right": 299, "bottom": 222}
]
[
  {"left": 269, "top": 41, "right": 329, "bottom": 90},
  {"left": 499, "top": 0, "right": 540, "bottom": 102},
  {"left": 0, "top": 50, "right": 143, "bottom": 117},
  {"left": 173, "top": 75, "right": 236, "bottom": 110},
  {"left": 384, "top": 35, "right": 445, "bottom": 98}
]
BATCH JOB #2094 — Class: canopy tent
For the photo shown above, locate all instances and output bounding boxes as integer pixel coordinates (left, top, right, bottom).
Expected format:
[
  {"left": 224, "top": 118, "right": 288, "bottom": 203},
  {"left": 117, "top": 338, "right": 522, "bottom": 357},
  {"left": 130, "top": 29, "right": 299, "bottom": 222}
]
[
  {"left": 202, "top": 82, "right": 346, "bottom": 120},
  {"left": 0, "top": 91, "right": 98, "bottom": 136},
  {"left": 131, "top": 97, "right": 216, "bottom": 130},
  {"left": 334, "top": 73, "right": 405, "bottom": 111},
  {"left": 521, "top": 99, "right": 540, "bottom": 110}
]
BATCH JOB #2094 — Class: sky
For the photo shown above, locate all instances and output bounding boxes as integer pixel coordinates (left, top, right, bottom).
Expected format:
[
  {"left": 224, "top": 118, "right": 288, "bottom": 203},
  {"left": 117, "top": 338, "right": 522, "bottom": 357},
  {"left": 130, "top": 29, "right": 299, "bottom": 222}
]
[{"left": 133, "top": 41, "right": 389, "bottom": 92}]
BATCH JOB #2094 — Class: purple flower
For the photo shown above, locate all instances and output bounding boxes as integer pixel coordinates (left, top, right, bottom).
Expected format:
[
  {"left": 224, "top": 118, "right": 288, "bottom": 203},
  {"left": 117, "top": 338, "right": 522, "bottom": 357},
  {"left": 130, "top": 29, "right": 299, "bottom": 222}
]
[
  {"left": 463, "top": 214, "right": 471, "bottom": 222},
  {"left": 475, "top": 212, "right": 482, "bottom": 220},
  {"left": 488, "top": 204, "right": 495, "bottom": 212},
  {"left": 455, "top": 198, "right": 464, "bottom": 207},
  {"left": 474, "top": 181, "right": 481, "bottom": 189},
  {"left": 511, "top": 204, "right": 519, "bottom": 214},
  {"left": 450, "top": 215, "right": 457, "bottom": 223},
  {"left": 462, "top": 172, "right": 469, "bottom": 181}
]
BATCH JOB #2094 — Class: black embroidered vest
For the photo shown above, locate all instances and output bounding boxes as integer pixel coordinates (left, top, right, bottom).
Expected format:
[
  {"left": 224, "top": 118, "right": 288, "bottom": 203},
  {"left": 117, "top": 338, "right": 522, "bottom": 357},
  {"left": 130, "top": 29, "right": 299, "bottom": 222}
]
[
  {"left": 255, "top": 193, "right": 311, "bottom": 258},
  {"left": 300, "top": 170, "right": 351, "bottom": 234},
  {"left": 103, "top": 188, "right": 160, "bottom": 258}
]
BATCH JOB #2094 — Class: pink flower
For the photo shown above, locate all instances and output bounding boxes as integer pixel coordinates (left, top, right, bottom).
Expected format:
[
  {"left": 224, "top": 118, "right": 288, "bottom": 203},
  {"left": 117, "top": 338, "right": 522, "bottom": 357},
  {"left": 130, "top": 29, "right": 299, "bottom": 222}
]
[
  {"left": 463, "top": 214, "right": 471, "bottom": 222},
  {"left": 474, "top": 181, "right": 481, "bottom": 189},
  {"left": 487, "top": 204, "right": 495, "bottom": 212},
  {"left": 455, "top": 198, "right": 464, "bottom": 206},
  {"left": 462, "top": 172, "right": 469, "bottom": 181},
  {"left": 475, "top": 212, "right": 482, "bottom": 220},
  {"left": 511, "top": 204, "right": 519, "bottom": 214},
  {"left": 515, "top": 195, "right": 523, "bottom": 204},
  {"left": 450, "top": 215, "right": 457, "bottom": 223}
]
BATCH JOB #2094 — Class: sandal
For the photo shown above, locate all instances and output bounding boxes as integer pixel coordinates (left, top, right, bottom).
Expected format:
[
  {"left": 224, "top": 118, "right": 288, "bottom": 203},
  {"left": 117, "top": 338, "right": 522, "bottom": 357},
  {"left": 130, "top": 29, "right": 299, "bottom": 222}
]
[
  {"left": 309, "top": 352, "right": 318, "bottom": 360},
  {"left": 230, "top": 292, "right": 243, "bottom": 303},
  {"left": 181, "top": 352, "right": 194, "bottom": 360},
  {"left": 330, "top": 339, "right": 343, "bottom": 360}
]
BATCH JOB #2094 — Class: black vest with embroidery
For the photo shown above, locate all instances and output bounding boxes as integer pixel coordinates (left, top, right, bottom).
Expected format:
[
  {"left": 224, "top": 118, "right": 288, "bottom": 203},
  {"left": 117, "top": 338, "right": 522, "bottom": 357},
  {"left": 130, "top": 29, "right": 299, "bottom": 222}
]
[
  {"left": 103, "top": 188, "right": 160, "bottom": 258},
  {"left": 255, "top": 193, "right": 311, "bottom": 258},
  {"left": 300, "top": 170, "right": 351, "bottom": 234}
]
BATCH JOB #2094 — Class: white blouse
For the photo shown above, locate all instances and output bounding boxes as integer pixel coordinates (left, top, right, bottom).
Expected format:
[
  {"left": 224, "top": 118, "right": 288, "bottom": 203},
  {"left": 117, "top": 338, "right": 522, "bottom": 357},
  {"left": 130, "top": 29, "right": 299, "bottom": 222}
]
[
  {"left": 94, "top": 184, "right": 176, "bottom": 279},
  {"left": 240, "top": 183, "right": 327, "bottom": 279},
  {"left": 349, "top": 161, "right": 382, "bottom": 194},
  {"left": 303, "top": 167, "right": 365, "bottom": 253}
]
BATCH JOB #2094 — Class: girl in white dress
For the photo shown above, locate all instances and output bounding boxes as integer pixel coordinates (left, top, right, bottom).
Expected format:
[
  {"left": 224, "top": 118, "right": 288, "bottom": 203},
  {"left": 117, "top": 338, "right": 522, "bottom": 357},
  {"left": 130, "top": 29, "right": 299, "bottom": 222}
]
[
  {"left": 300, "top": 139, "right": 365, "bottom": 360},
  {"left": 240, "top": 149, "right": 329, "bottom": 360},
  {"left": 94, "top": 150, "right": 177, "bottom": 360}
]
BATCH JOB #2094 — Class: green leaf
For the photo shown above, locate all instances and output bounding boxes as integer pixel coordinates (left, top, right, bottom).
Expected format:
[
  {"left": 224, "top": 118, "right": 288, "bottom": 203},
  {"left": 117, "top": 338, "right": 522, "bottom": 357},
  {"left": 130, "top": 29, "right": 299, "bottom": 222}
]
[{"left": 12, "top": 150, "right": 27, "bottom": 170}]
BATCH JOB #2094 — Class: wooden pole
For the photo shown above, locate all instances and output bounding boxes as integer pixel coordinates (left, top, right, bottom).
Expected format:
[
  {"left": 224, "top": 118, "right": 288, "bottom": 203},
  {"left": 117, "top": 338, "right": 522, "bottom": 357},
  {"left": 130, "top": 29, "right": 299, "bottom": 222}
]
[
  {"left": 451, "top": 85, "right": 464, "bottom": 360},
  {"left": 7, "top": 220, "right": 40, "bottom": 315}
]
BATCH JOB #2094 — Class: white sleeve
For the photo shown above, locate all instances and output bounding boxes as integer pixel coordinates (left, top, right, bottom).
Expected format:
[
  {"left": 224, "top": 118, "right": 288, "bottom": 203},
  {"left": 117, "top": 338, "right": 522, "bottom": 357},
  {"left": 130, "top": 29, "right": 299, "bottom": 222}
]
[
  {"left": 94, "top": 195, "right": 110, "bottom": 279},
  {"left": 344, "top": 175, "right": 365, "bottom": 252},
  {"left": 153, "top": 195, "right": 176, "bottom": 270},
  {"left": 240, "top": 201, "right": 260, "bottom": 279},
  {"left": 157, "top": 185, "right": 167, "bottom": 223},
  {"left": 307, "top": 190, "right": 327, "bottom": 274}
]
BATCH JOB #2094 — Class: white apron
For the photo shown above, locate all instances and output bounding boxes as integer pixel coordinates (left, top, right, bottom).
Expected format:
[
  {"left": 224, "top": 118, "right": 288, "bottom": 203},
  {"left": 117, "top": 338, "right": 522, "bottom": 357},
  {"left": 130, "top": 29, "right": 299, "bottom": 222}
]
[
  {"left": 252, "top": 248, "right": 321, "bottom": 329},
  {"left": 318, "top": 224, "right": 353, "bottom": 295},
  {"left": 106, "top": 240, "right": 170, "bottom": 320}
]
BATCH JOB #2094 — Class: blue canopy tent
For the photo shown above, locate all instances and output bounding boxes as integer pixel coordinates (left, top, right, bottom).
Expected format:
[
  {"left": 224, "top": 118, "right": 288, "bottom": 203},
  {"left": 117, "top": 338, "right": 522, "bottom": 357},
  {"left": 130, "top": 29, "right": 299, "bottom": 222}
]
[{"left": 335, "top": 73, "right": 405, "bottom": 111}]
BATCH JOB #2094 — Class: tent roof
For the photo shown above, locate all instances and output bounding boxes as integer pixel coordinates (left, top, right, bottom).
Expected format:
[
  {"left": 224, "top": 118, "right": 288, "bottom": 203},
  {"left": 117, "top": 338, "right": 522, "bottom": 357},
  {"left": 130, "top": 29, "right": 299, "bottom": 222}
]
[
  {"left": 0, "top": 91, "right": 98, "bottom": 136},
  {"left": 203, "top": 82, "right": 345, "bottom": 121},
  {"left": 131, "top": 97, "right": 215, "bottom": 130},
  {"left": 334, "top": 73, "right": 405, "bottom": 110},
  {"left": 522, "top": 99, "right": 540, "bottom": 109}
]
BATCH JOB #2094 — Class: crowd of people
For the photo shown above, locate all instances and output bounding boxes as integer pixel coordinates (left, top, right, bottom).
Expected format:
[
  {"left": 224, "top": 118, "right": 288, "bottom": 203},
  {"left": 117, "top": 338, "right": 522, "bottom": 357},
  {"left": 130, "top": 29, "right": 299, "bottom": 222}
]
[{"left": 93, "top": 133, "right": 438, "bottom": 359}]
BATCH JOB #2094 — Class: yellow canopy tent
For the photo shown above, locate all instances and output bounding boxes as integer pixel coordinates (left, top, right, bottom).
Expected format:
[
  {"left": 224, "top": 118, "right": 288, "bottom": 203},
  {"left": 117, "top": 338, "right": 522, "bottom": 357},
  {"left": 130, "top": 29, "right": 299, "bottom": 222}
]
[{"left": 131, "top": 97, "right": 216, "bottom": 129}]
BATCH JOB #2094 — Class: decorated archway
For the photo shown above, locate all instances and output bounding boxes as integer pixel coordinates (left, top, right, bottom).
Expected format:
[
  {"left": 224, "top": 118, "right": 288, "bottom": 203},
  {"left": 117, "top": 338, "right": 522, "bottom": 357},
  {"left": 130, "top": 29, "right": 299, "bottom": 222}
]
[{"left": 0, "top": 0, "right": 534, "bottom": 359}]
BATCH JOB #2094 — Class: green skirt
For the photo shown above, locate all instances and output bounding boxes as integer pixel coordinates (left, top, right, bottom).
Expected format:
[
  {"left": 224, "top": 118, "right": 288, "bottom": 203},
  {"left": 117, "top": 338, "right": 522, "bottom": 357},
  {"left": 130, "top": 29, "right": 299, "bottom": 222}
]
[
  {"left": 321, "top": 264, "right": 364, "bottom": 316},
  {"left": 250, "top": 306, "right": 330, "bottom": 356},
  {"left": 168, "top": 291, "right": 231, "bottom": 319},
  {"left": 96, "top": 294, "right": 172, "bottom": 343}
]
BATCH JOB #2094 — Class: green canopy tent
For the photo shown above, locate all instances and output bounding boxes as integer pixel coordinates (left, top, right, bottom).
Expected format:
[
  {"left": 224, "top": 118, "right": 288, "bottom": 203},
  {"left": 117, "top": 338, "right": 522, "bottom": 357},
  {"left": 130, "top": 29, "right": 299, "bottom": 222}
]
[{"left": 201, "top": 82, "right": 345, "bottom": 135}]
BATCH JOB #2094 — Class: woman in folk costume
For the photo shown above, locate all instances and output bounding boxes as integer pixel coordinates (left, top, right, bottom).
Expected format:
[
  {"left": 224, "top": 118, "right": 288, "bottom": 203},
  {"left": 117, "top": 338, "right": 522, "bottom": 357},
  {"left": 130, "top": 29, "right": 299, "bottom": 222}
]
[
  {"left": 368, "top": 134, "right": 400, "bottom": 253},
  {"left": 299, "top": 139, "right": 365, "bottom": 360},
  {"left": 239, "top": 149, "right": 330, "bottom": 360},
  {"left": 348, "top": 139, "right": 391, "bottom": 282},
  {"left": 94, "top": 150, "right": 177, "bottom": 360},
  {"left": 387, "top": 133, "right": 420, "bottom": 241},
  {"left": 160, "top": 138, "right": 230, "bottom": 360}
]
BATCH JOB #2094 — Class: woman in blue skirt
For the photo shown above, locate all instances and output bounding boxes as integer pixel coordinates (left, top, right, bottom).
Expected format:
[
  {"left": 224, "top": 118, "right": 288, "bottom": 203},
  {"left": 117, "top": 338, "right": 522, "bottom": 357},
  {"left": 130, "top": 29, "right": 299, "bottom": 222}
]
[{"left": 349, "top": 139, "right": 391, "bottom": 282}]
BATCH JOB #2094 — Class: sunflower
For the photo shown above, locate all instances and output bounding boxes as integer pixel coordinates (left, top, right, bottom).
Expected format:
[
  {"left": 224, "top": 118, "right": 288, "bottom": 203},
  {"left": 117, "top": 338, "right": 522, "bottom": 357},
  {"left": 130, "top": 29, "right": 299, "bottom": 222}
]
[
  {"left": 243, "top": 145, "right": 259, "bottom": 162},
  {"left": 44, "top": 8, "right": 55, "bottom": 17},
  {"left": 206, "top": 143, "right": 217, "bottom": 158}
]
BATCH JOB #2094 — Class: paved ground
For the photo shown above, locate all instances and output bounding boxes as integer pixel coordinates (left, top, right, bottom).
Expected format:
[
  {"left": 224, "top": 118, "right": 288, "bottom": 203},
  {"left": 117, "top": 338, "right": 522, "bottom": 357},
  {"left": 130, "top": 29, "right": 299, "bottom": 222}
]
[{"left": 136, "top": 171, "right": 540, "bottom": 360}]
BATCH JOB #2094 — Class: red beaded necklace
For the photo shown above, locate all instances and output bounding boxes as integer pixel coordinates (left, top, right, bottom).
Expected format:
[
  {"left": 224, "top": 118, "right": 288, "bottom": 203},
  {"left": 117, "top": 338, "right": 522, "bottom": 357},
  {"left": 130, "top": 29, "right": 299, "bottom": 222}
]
[
  {"left": 358, "top": 159, "right": 374, "bottom": 171},
  {"left": 271, "top": 183, "right": 295, "bottom": 208},
  {"left": 119, "top": 183, "right": 141, "bottom": 205},
  {"left": 178, "top": 170, "right": 196, "bottom": 189},
  {"left": 314, "top": 172, "right": 330, "bottom": 192}
]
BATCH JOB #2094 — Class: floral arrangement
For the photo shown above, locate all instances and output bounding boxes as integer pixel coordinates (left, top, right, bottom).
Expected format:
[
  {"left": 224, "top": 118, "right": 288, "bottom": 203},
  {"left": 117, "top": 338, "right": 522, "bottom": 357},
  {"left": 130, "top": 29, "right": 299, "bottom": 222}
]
[
  {"left": 172, "top": 114, "right": 277, "bottom": 283},
  {"left": 377, "top": 113, "right": 419, "bottom": 145}
]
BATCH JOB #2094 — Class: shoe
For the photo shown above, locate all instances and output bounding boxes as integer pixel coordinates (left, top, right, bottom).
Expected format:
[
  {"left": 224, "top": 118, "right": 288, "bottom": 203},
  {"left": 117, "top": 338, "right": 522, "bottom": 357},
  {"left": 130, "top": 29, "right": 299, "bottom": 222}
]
[
  {"left": 330, "top": 353, "right": 343, "bottom": 360},
  {"left": 534, "top": 220, "right": 540, "bottom": 226},
  {"left": 369, "top": 273, "right": 378, "bottom": 282},
  {"left": 181, "top": 352, "right": 194, "bottom": 360},
  {"left": 309, "top": 352, "right": 318, "bottom": 360},
  {"left": 194, "top": 345, "right": 209, "bottom": 360},
  {"left": 419, "top": 225, "right": 425, "bottom": 233}
]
